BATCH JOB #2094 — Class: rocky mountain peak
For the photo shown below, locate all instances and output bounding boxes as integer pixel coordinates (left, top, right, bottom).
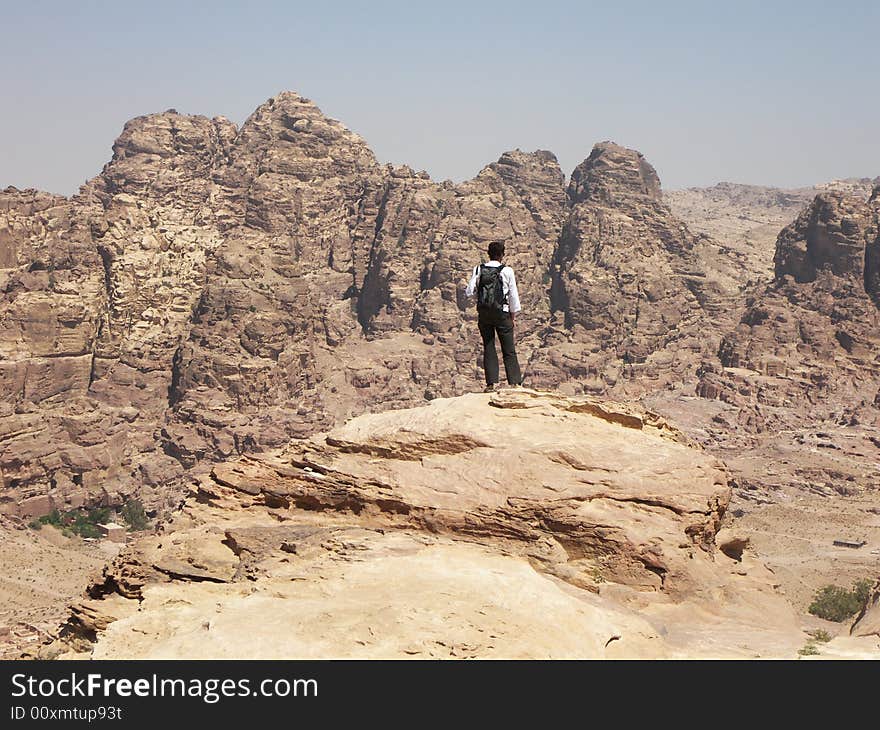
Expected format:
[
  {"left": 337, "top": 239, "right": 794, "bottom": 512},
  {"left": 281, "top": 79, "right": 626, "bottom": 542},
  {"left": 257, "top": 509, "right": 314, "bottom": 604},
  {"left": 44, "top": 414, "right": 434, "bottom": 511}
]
[
  {"left": 5, "top": 92, "right": 880, "bottom": 661},
  {"left": 4, "top": 91, "right": 874, "bottom": 554},
  {"left": 704, "top": 186, "right": 880, "bottom": 438},
  {"left": 233, "top": 91, "right": 378, "bottom": 171},
  {"left": 472, "top": 149, "right": 567, "bottom": 240},
  {"left": 488, "top": 149, "right": 564, "bottom": 190},
  {"left": 773, "top": 190, "right": 873, "bottom": 286},
  {"left": 91, "top": 111, "right": 236, "bottom": 199},
  {"left": 567, "top": 141, "right": 662, "bottom": 206},
  {"left": 114, "top": 111, "right": 235, "bottom": 165}
]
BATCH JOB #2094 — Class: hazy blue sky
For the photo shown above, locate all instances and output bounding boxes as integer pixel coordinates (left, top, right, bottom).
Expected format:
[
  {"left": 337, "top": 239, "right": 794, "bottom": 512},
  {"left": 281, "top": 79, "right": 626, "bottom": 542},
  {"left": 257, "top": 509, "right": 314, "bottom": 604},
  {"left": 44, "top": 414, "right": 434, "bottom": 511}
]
[{"left": 2, "top": 0, "right": 878, "bottom": 194}]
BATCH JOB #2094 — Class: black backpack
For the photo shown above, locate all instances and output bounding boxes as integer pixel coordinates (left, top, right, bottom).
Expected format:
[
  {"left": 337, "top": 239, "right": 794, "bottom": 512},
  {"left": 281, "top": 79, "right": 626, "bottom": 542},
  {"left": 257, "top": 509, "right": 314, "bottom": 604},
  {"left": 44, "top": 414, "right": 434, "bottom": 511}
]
[{"left": 476, "top": 264, "right": 507, "bottom": 314}]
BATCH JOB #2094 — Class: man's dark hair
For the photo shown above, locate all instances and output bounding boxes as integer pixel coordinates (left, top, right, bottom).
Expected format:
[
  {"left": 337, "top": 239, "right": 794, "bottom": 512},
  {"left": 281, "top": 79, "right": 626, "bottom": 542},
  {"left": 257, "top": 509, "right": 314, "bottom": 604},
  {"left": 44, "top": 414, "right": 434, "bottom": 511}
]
[{"left": 487, "top": 241, "right": 505, "bottom": 261}]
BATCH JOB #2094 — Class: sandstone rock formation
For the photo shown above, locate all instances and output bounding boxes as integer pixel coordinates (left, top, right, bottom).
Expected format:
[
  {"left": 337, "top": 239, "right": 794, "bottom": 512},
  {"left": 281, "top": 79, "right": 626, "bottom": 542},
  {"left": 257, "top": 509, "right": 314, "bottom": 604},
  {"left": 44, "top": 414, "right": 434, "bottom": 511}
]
[
  {"left": 689, "top": 187, "right": 880, "bottom": 499},
  {"left": 852, "top": 580, "right": 880, "bottom": 638},
  {"left": 540, "top": 142, "right": 740, "bottom": 396},
  {"left": 702, "top": 189, "right": 880, "bottom": 421},
  {"left": 4, "top": 92, "right": 879, "bottom": 659},
  {"left": 0, "top": 109, "right": 235, "bottom": 517},
  {"left": 47, "top": 391, "right": 804, "bottom": 659},
  {"left": 666, "top": 178, "right": 878, "bottom": 286},
  {"left": 1, "top": 92, "right": 733, "bottom": 518}
]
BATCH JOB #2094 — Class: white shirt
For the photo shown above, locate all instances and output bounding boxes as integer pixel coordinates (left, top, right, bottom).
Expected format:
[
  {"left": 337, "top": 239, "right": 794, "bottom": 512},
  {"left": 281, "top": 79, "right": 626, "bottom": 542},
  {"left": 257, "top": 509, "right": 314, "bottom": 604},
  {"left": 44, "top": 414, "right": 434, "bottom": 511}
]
[{"left": 465, "top": 260, "right": 522, "bottom": 314}]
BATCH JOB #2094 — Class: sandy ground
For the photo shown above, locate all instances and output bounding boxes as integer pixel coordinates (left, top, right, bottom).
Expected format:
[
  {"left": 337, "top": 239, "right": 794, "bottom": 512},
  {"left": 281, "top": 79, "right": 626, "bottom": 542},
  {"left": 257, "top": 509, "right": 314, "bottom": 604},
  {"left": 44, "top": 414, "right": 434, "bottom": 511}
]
[
  {"left": 0, "top": 517, "right": 121, "bottom": 658},
  {"left": 716, "top": 489, "right": 880, "bottom": 655},
  {"left": 728, "top": 489, "right": 880, "bottom": 613}
]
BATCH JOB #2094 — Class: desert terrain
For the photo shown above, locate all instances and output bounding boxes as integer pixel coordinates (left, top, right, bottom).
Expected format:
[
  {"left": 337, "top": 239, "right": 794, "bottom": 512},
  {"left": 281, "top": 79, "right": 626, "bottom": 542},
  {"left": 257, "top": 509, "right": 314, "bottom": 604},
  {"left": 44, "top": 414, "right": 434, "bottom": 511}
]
[{"left": 1, "top": 92, "right": 878, "bottom": 659}]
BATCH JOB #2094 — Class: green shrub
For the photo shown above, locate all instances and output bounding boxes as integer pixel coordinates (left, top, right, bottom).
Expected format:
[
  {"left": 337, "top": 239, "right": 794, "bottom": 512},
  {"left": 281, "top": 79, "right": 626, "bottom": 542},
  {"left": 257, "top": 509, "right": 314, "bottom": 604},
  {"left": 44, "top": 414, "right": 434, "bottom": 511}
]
[
  {"left": 853, "top": 579, "right": 873, "bottom": 605},
  {"left": 27, "top": 509, "right": 64, "bottom": 531},
  {"left": 69, "top": 508, "right": 110, "bottom": 539},
  {"left": 26, "top": 507, "right": 111, "bottom": 539},
  {"left": 70, "top": 517, "right": 101, "bottom": 539},
  {"left": 808, "top": 579, "right": 873, "bottom": 622},
  {"left": 807, "top": 629, "right": 832, "bottom": 643},
  {"left": 798, "top": 642, "right": 820, "bottom": 656},
  {"left": 121, "top": 499, "right": 149, "bottom": 531},
  {"left": 40, "top": 509, "right": 64, "bottom": 528}
]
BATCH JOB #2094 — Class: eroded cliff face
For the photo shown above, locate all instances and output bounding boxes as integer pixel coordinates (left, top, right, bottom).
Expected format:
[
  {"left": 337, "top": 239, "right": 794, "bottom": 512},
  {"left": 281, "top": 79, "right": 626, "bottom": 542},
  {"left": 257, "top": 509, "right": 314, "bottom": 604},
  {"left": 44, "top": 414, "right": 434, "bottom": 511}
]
[
  {"left": 702, "top": 190, "right": 880, "bottom": 420},
  {"left": 540, "top": 142, "right": 739, "bottom": 395},
  {"left": 665, "top": 178, "right": 879, "bottom": 286},
  {"left": 687, "top": 188, "right": 880, "bottom": 499},
  {"left": 2, "top": 92, "right": 737, "bottom": 516},
  {"left": 0, "top": 110, "right": 235, "bottom": 516},
  {"left": 0, "top": 188, "right": 122, "bottom": 515}
]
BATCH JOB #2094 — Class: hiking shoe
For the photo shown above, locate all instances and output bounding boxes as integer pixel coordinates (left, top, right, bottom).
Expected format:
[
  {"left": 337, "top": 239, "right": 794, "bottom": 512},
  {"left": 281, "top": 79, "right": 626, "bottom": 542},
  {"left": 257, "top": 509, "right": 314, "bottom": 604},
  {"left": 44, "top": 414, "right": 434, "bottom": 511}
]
[{"left": 483, "top": 383, "right": 497, "bottom": 393}]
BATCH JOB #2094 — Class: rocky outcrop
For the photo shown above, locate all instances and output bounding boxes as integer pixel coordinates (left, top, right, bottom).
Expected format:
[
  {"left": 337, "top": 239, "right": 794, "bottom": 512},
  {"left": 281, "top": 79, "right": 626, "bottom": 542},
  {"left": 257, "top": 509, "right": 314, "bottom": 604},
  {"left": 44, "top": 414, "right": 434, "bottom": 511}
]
[
  {"left": 0, "top": 188, "right": 118, "bottom": 515},
  {"left": 0, "top": 514, "right": 114, "bottom": 659},
  {"left": 6, "top": 94, "right": 878, "bottom": 657},
  {"left": 164, "top": 100, "right": 570, "bottom": 465},
  {"left": 852, "top": 580, "right": 880, "bottom": 638},
  {"left": 773, "top": 192, "right": 874, "bottom": 283},
  {"left": 703, "top": 190, "right": 880, "bottom": 419},
  {"left": 690, "top": 188, "right": 880, "bottom": 497},
  {"left": 0, "top": 109, "right": 233, "bottom": 516},
  {"left": 5, "top": 89, "right": 875, "bottom": 549},
  {"left": 46, "top": 391, "right": 803, "bottom": 659},
  {"left": 540, "top": 142, "right": 738, "bottom": 395},
  {"left": 665, "top": 178, "right": 878, "bottom": 287}
]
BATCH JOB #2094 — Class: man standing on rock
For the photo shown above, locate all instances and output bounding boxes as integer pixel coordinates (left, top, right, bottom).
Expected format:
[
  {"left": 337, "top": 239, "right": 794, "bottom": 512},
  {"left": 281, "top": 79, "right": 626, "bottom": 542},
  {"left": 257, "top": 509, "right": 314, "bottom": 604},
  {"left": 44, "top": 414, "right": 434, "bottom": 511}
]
[{"left": 465, "top": 241, "right": 523, "bottom": 392}]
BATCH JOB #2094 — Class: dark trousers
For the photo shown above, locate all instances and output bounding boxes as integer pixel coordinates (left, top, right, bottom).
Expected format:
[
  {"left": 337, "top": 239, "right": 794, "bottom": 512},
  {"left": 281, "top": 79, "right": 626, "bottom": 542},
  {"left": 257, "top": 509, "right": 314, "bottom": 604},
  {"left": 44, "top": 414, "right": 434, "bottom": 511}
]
[{"left": 478, "top": 310, "right": 521, "bottom": 385}]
